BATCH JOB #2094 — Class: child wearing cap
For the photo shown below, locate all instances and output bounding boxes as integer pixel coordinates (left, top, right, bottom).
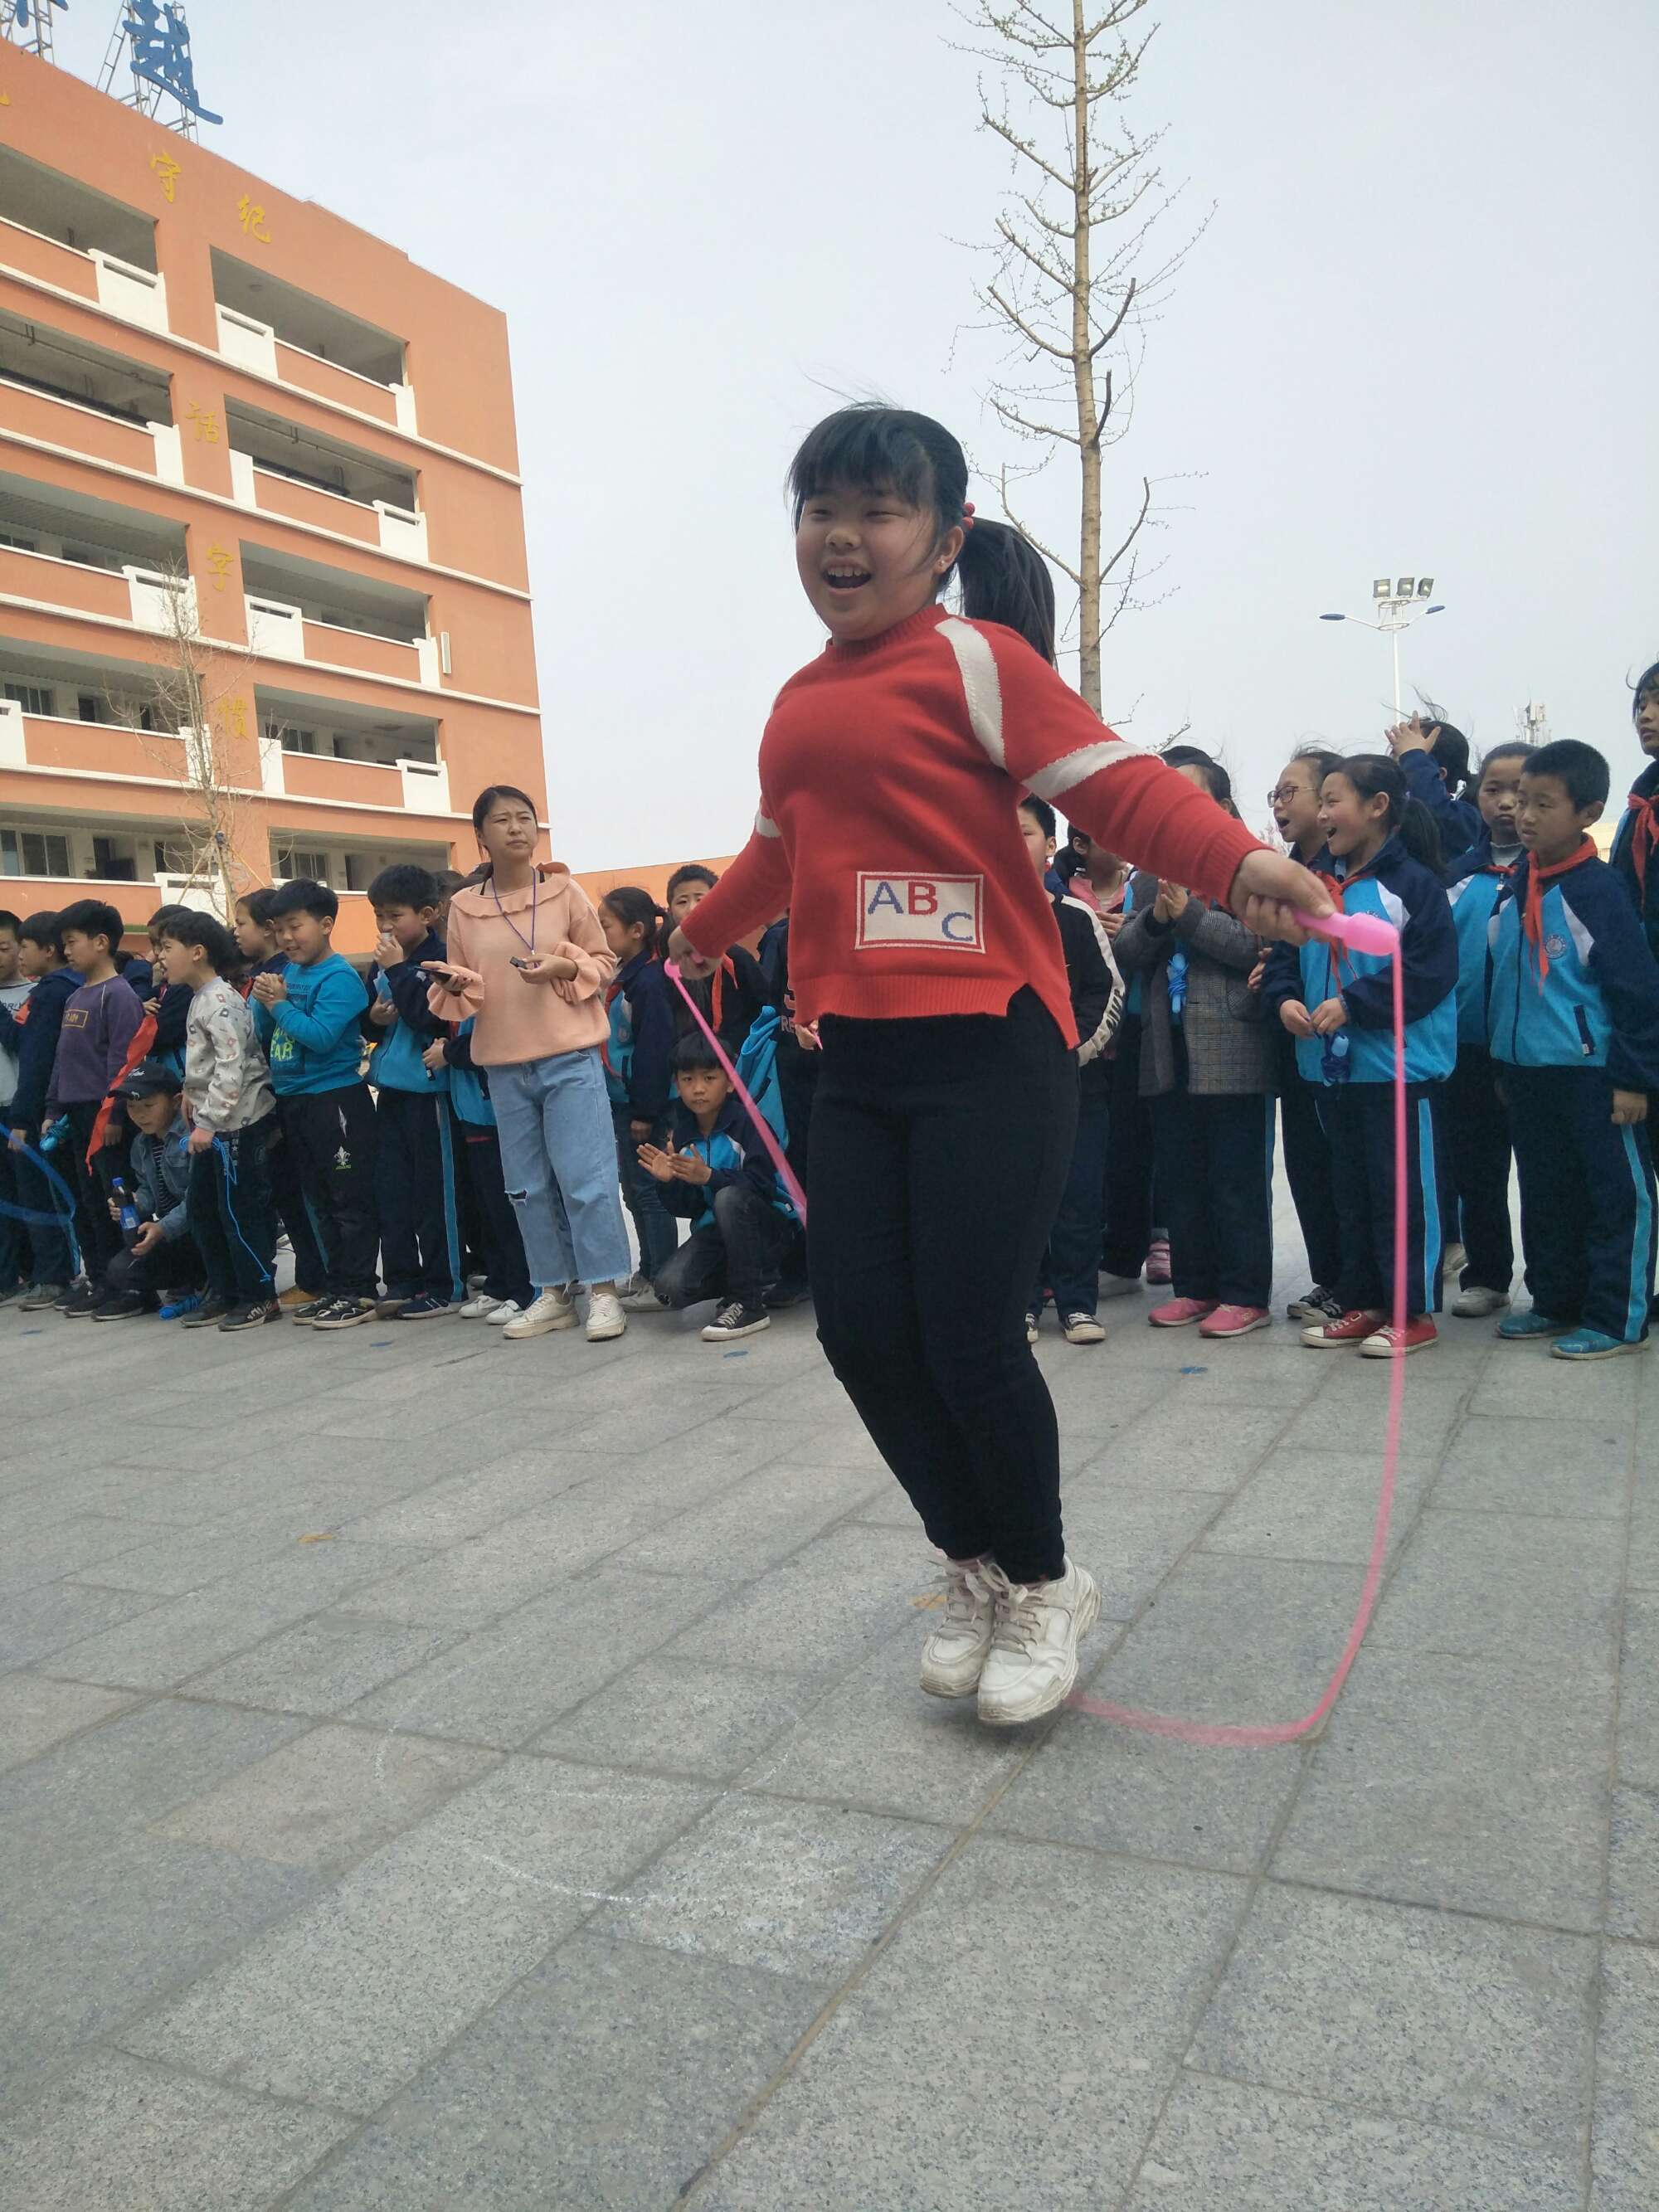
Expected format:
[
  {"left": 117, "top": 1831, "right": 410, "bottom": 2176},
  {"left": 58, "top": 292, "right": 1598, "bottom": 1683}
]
[{"left": 92, "top": 1061, "right": 204, "bottom": 1321}]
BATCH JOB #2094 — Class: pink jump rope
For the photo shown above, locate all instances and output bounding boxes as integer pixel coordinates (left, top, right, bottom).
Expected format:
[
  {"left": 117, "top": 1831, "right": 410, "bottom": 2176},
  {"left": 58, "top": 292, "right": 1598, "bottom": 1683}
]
[{"left": 671, "top": 902, "right": 1405, "bottom": 1747}]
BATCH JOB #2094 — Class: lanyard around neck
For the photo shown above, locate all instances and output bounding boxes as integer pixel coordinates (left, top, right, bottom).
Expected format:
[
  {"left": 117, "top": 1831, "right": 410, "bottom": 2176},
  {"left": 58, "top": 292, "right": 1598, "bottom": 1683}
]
[{"left": 491, "top": 869, "right": 538, "bottom": 955}]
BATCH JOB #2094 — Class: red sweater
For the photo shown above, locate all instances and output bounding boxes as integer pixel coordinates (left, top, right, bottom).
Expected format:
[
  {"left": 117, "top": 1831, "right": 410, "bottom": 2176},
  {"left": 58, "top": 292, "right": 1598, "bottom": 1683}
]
[{"left": 679, "top": 604, "right": 1262, "bottom": 1045}]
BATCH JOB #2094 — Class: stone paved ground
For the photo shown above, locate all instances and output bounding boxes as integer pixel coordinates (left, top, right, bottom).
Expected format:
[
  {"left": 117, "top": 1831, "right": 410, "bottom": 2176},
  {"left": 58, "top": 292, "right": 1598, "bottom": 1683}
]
[{"left": 0, "top": 1179, "right": 1654, "bottom": 2212}]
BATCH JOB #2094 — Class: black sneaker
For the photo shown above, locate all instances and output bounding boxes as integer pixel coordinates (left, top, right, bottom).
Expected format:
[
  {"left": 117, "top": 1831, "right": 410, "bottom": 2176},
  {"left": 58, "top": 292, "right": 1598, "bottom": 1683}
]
[
  {"left": 91, "top": 1291, "right": 148, "bottom": 1321},
  {"left": 180, "top": 1296, "right": 234, "bottom": 1329},
  {"left": 1287, "top": 1285, "right": 1345, "bottom": 1324},
  {"left": 288, "top": 1296, "right": 331, "bottom": 1326},
  {"left": 392, "top": 1293, "right": 452, "bottom": 1320},
  {"left": 375, "top": 1295, "right": 411, "bottom": 1318},
  {"left": 311, "top": 1296, "right": 377, "bottom": 1330},
  {"left": 699, "top": 1300, "right": 770, "bottom": 1343},
  {"left": 61, "top": 1281, "right": 103, "bottom": 1318},
  {"left": 220, "top": 1297, "right": 281, "bottom": 1332},
  {"left": 19, "top": 1282, "right": 68, "bottom": 1312}
]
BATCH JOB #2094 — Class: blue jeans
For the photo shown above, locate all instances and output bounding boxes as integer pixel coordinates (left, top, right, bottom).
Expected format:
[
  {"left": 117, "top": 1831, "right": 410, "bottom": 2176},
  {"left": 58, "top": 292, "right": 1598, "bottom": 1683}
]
[
  {"left": 612, "top": 1103, "right": 679, "bottom": 1279},
  {"left": 489, "top": 1048, "right": 633, "bottom": 1291}
]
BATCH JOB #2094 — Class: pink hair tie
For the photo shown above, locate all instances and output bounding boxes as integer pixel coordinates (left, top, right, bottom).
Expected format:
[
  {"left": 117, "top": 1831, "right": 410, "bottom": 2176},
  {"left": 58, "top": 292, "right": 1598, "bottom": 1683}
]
[{"left": 961, "top": 503, "right": 975, "bottom": 531}]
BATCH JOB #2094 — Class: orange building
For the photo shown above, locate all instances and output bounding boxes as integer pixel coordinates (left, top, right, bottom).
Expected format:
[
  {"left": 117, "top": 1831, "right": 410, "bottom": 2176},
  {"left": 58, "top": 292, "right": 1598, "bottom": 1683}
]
[{"left": 0, "top": 44, "right": 550, "bottom": 958}]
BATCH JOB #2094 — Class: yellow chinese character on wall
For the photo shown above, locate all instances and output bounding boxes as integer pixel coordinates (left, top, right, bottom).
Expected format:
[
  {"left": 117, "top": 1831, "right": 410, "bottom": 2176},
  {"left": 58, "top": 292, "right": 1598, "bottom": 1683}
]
[
  {"left": 204, "top": 543, "right": 233, "bottom": 593},
  {"left": 236, "top": 195, "right": 271, "bottom": 243},
  {"left": 223, "top": 695, "right": 249, "bottom": 740},
  {"left": 186, "top": 402, "right": 220, "bottom": 444},
  {"left": 149, "top": 153, "right": 182, "bottom": 204}
]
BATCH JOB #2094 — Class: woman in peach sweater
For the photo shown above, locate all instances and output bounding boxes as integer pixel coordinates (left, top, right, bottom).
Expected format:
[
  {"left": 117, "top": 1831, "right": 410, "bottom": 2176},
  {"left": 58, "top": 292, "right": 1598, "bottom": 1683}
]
[{"left": 429, "top": 785, "right": 634, "bottom": 1343}]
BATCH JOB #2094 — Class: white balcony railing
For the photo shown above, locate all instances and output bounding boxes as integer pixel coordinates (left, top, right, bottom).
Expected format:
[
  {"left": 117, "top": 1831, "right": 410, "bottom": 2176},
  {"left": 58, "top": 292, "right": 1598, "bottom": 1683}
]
[{"left": 90, "top": 250, "right": 169, "bottom": 333}]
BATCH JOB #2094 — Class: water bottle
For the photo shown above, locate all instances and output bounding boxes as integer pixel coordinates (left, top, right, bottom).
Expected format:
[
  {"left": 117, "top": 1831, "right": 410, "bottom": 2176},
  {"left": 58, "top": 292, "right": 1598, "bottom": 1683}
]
[
  {"left": 1320, "top": 1032, "right": 1351, "bottom": 1085},
  {"left": 111, "top": 1174, "right": 140, "bottom": 1240}
]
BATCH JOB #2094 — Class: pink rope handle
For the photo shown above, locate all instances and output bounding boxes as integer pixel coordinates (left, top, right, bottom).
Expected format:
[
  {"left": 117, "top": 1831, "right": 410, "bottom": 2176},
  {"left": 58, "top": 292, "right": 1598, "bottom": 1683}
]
[
  {"left": 665, "top": 962, "right": 810, "bottom": 1222},
  {"left": 1069, "top": 906, "right": 1407, "bottom": 1743}
]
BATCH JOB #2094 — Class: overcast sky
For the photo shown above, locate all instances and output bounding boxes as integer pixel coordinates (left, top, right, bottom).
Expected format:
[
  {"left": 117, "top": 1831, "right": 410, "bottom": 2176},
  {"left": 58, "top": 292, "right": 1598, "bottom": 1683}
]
[{"left": 51, "top": 1, "right": 1659, "bottom": 864}]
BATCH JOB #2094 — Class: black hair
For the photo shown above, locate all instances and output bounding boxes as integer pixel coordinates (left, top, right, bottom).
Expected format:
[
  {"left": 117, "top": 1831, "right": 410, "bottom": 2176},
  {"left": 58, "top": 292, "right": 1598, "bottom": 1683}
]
[
  {"left": 18, "top": 909, "right": 60, "bottom": 950},
  {"left": 1327, "top": 753, "right": 1442, "bottom": 871},
  {"left": 600, "top": 884, "right": 666, "bottom": 952},
  {"left": 146, "top": 902, "right": 192, "bottom": 934},
  {"left": 54, "top": 897, "right": 124, "bottom": 959},
  {"left": 1287, "top": 744, "right": 1345, "bottom": 784},
  {"left": 236, "top": 886, "right": 280, "bottom": 928},
  {"left": 367, "top": 863, "right": 442, "bottom": 912},
  {"left": 470, "top": 785, "right": 538, "bottom": 836},
  {"left": 669, "top": 1029, "right": 722, "bottom": 1077},
  {"left": 435, "top": 868, "right": 466, "bottom": 894},
  {"left": 788, "top": 404, "right": 1057, "bottom": 666},
  {"left": 1475, "top": 741, "right": 1536, "bottom": 780},
  {"left": 1161, "top": 743, "right": 1239, "bottom": 819},
  {"left": 0, "top": 908, "right": 20, "bottom": 936},
  {"left": 1414, "top": 710, "right": 1472, "bottom": 797},
  {"left": 1525, "top": 738, "right": 1610, "bottom": 811},
  {"left": 1054, "top": 844, "right": 1085, "bottom": 884},
  {"left": 268, "top": 878, "right": 338, "bottom": 923},
  {"left": 1631, "top": 660, "right": 1659, "bottom": 717},
  {"left": 158, "top": 909, "right": 239, "bottom": 975},
  {"left": 1019, "top": 794, "right": 1058, "bottom": 840},
  {"left": 666, "top": 863, "right": 718, "bottom": 905}
]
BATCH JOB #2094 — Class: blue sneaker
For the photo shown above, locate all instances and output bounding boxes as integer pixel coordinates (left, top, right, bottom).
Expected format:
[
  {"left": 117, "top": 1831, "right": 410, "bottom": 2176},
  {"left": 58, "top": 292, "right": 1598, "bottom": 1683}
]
[
  {"left": 1551, "top": 1329, "right": 1648, "bottom": 1361},
  {"left": 158, "top": 1291, "right": 202, "bottom": 1321},
  {"left": 1496, "top": 1310, "right": 1571, "bottom": 1341}
]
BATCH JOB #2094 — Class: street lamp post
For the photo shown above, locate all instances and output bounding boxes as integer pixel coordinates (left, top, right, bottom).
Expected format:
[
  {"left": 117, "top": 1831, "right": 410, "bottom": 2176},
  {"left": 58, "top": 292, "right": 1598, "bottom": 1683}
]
[{"left": 1319, "top": 576, "right": 1446, "bottom": 716}]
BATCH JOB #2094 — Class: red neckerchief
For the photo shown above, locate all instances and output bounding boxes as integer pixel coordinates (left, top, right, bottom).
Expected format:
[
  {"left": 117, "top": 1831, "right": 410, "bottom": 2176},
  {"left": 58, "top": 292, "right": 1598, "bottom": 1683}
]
[
  {"left": 1521, "top": 837, "right": 1597, "bottom": 989},
  {"left": 1315, "top": 851, "right": 1387, "bottom": 994},
  {"left": 88, "top": 1008, "right": 158, "bottom": 1166},
  {"left": 1625, "top": 786, "right": 1659, "bottom": 896}
]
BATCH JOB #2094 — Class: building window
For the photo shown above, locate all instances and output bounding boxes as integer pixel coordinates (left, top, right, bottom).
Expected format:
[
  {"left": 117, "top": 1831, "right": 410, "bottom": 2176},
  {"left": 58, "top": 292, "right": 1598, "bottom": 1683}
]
[
  {"left": 3, "top": 682, "right": 53, "bottom": 716},
  {"left": 77, "top": 693, "right": 105, "bottom": 724},
  {"left": 153, "top": 839, "right": 193, "bottom": 875},
  {"left": 90, "top": 836, "right": 138, "bottom": 882},
  {"left": 0, "top": 532, "right": 38, "bottom": 553},
  {"left": 0, "top": 828, "right": 73, "bottom": 878},
  {"left": 266, "top": 722, "right": 318, "bottom": 755},
  {"left": 275, "top": 844, "right": 329, "bottom": 883}
]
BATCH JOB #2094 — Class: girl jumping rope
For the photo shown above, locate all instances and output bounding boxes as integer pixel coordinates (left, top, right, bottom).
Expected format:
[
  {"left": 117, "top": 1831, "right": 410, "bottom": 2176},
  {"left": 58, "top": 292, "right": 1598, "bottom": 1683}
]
[{"left": 668, "top": 405, "right": 1330, "bottom": 1726}]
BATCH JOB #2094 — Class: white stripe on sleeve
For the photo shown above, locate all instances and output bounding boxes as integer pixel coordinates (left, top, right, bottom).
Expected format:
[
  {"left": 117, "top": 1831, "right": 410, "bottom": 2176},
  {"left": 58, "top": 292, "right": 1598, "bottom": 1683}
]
[
  {"left": 938, "top": 617, "right": 1005, "bottom": 770},
  {"left": 754, "top": 807, "right": 781, "bottom": 840},
  {"left": 1026, "top": 737, "right": 1144, "bottom": 802}
]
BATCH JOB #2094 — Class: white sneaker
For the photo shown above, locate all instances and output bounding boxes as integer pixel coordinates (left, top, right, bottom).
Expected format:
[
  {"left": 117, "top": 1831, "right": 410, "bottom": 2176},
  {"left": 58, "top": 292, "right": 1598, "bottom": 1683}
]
[
  {"left": 1443, "top": 1241, "right": 1467, "bottom": 1280},
  {"left": 484, "top": 1299, "right": 523, "bottom": 1326},
  {"left": 585, "top": 1289, "right": 626, "bottom": 1342},
  {"left": 1452, "top": 1284, "right": 1511, "bottom": 1319},
  {"left": 920, "top": 1558, "right": 998, "bottom": 1699},
  {"left": 503, "top": 1287, "right": 576, "bottom": 1339},
  {"left": 621, "top": 1282, "right": 667, "bottom": 1313},
  {"left": 976, "top": 1557, "right": 1101, "bottom": 1726},
  {"left": 1097, "top": 1271, "right": 1141, "bottom": 1300},
  {"left": 458, "top": 1291, "right": 502, "bottom": 1320},
  {"left": 1063, "top": 1311, "right": 1106, "bottom": 1344},
  {"left": 1026, "top": 1310, "right": 1041, "bottom": 1344}
]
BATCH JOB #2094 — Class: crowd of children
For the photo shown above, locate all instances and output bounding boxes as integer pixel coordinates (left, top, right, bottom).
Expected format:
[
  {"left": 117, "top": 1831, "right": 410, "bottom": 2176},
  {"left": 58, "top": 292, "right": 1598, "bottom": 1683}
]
[{"left": 2, "top": 668, "right": 1657, "bottom": 1362}]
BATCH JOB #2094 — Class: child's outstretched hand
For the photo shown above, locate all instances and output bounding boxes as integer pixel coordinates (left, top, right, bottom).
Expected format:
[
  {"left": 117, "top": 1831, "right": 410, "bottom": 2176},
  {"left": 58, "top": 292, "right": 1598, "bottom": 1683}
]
[
  {"left": 1613, "top": 1089, "right": 1649, "bottom": 1125},
  {"left": 1227, "top": 851, "right": 1334, "bottom": 943},
  {"left": 636, "top": 1142, "right": 679, "bottom": 1184},
  {"left": 1309, "top": 995, "right": 1348, "bottom": 1034}
]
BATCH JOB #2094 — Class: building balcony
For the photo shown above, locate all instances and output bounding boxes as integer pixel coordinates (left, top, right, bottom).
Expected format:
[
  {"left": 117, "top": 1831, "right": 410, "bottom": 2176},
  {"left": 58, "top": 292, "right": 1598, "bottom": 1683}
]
[
  {"left": 0, "top": 543, "right": 195, "bottom": 636},
  {"left": 0, "top": 471, "right": 191, "bottom": 634},
  {"left": 241, "top": 543, "right": 436, "bottom": 689},
  {"left": 213, "top": 252, "right": 416, "bottom": 435},
  {"left": 0, "top": 144, "right": 169, "bottom": 335},
  {"left": 224, "top": 402, "right": 426, "bottom": 562},
  {"left": 0, "top": 306, "right": 179, "bottom": 479}
]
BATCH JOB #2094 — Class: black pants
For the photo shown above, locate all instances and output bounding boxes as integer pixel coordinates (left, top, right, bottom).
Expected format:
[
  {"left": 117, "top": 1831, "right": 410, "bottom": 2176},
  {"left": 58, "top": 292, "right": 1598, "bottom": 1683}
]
[
  {"left": 1103, "top": 1015, "right": 1157, "bottom": 1276},
  {"left": 1159, "top": 1066, "right": 1275, "bottom": 1309},
  {"left": 9, "top": 1143, "right": 73, "bottom": 1285},
  {"left": 0, "top": 1136, "right": 27, "bottom": 1289},
  {"left": 106, "top": 1234, "right": 203, "bottom": 1303},
  {"left": 1328, "top": 1080, "right": 1449, "bottom": 1319},
  {"left": 279, "top": 1086, "right": 378, "bottom": 1300},
  {"left": 772, "top": 1031, "right": 820, "bottom": 1290},
  {"left": 1277, "top": 1028, "right": 1341, "bottom": 1288},
  {"left": 64, "top": 1101, "right": 122, "bottom": 1280},
  {"left": 1443, "top": 1043, "right": 1514, "bottom": 1291},
  {"left": 452, "top": 1111, "right": 533, "bottom": 1308},
  {"left": 375, "top": 1088, "right": 463, "bottom": 1301},
  {"left": 654, "top": 1184, "right": 800, "bottom": 1310},
  {"left": 810, "top": 989, "right": 1076, "bottom": 1586},
  {"left": 1034, "top": 1079, "right": 1109, "bottom": 1316},
  {"left": 265, "top": 1112, "right": 328, "bottom": 1295},
  {"left": 1506, "top": 1064, "right": 1657, "bottom": 1341},
  {"left": 186, "top": 1121, "right": 278, "bottom": 1303}
]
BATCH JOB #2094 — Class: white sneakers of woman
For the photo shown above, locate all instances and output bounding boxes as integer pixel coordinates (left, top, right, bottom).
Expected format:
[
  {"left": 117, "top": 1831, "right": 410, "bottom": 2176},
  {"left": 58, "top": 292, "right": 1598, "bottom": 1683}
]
[
  {"left": 459, "top": 1291, "right": 502, "bottom": 1319},
  {"left": 919, "top": 1558, "right": 998, "bottom": 1698},
  {"left": 502, "top": 1287, "right": 576, "bottom": 1338},
  {"left": 919, "top": 1554, "right": 1102, "bottom": 1723},
  {"left": 975, "top": 1558, "right": 1102, "bottom": 1726},
  {"left": 585, "top": 1289, "right": 626, "bottom": 1342},
  {"left": 483, "top": 1299, "right": 523, "bottom": 1325}
]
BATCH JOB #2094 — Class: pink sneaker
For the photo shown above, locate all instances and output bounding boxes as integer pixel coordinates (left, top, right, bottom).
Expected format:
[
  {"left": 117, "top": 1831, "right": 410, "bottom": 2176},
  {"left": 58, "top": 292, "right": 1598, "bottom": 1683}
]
[
  {"left": 1146, "top": 1237, "right": 1172, "bottom": 1286},
  {"left": 1149, "top": 1296, "right": 1218, "bottom": 1328},
  {"left": 1199, "top": 1303, "right": 1272, "bottom": 1339}
]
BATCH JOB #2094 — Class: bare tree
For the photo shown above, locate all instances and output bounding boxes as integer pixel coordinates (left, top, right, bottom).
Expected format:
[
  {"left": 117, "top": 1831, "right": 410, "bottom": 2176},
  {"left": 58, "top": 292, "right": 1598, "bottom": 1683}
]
[
  {"left": 127, "top": 565, "right": 255, "bottom": 918},
  {"left": 958, "top": 1, "right": 1210, "bottom": 712}
]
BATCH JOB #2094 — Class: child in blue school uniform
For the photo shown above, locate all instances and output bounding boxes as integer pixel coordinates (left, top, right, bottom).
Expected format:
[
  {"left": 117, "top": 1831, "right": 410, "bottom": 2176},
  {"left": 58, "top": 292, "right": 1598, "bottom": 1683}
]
[
  {"left": 1440, "top": 741, "right": 1536, "bottom": 1318},
  {"left": 425, "top": 1017, "right": 535, "bottom": 1326},
  {"left": 1264, "top": 752, "right": 1457, "bottom": 1357},
  {"left": 596, "top": 886, "right": 680, "bottom": 1309},
  {"left": 1488, "top": 740, "right": 1659, "bottom": 1358}
]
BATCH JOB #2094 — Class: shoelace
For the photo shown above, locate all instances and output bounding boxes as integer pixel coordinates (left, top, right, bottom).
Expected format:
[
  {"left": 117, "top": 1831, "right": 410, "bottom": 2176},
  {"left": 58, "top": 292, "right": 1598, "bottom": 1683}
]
[
  {"left": 984, "top": 1570, "right": 1050, "bottom": 1658},
  {"left": 713, "top": 1301, "right": 746, "bottom": 1330},
  {"left": 937, "top": 1561, "right": 994, "bottom": 1630}
]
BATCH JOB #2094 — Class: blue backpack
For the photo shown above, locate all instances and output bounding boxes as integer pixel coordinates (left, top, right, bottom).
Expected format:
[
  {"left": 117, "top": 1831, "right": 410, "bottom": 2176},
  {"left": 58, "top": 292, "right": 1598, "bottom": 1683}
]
[{"left": 733, "top": 1006, "right": 788, "bottom": 1150}]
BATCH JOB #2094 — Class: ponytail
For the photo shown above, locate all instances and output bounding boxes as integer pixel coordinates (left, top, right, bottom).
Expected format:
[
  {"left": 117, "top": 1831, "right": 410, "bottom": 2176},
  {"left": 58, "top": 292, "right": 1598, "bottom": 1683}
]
[
  {"left": 956, "top": 518, "right": 1057, "bottom": 667},
  {"left": 600, "top": 884, "right": 666, "bottom": 958},
  {"left": 1396, "top": 796, "right": 1443, "bottom": 872},
  {"left": 1340, "top": 752, "right": 1443, "bottom": 873},
  {"left": 788, "top": 402, "right": 1057, "bottom": 666}
]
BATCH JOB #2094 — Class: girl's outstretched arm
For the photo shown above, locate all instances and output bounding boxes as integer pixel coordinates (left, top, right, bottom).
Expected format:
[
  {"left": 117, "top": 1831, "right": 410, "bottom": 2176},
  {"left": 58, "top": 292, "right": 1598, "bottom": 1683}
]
[{"left": 674, "top": 803, "right": 793, "bottom": 966}]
